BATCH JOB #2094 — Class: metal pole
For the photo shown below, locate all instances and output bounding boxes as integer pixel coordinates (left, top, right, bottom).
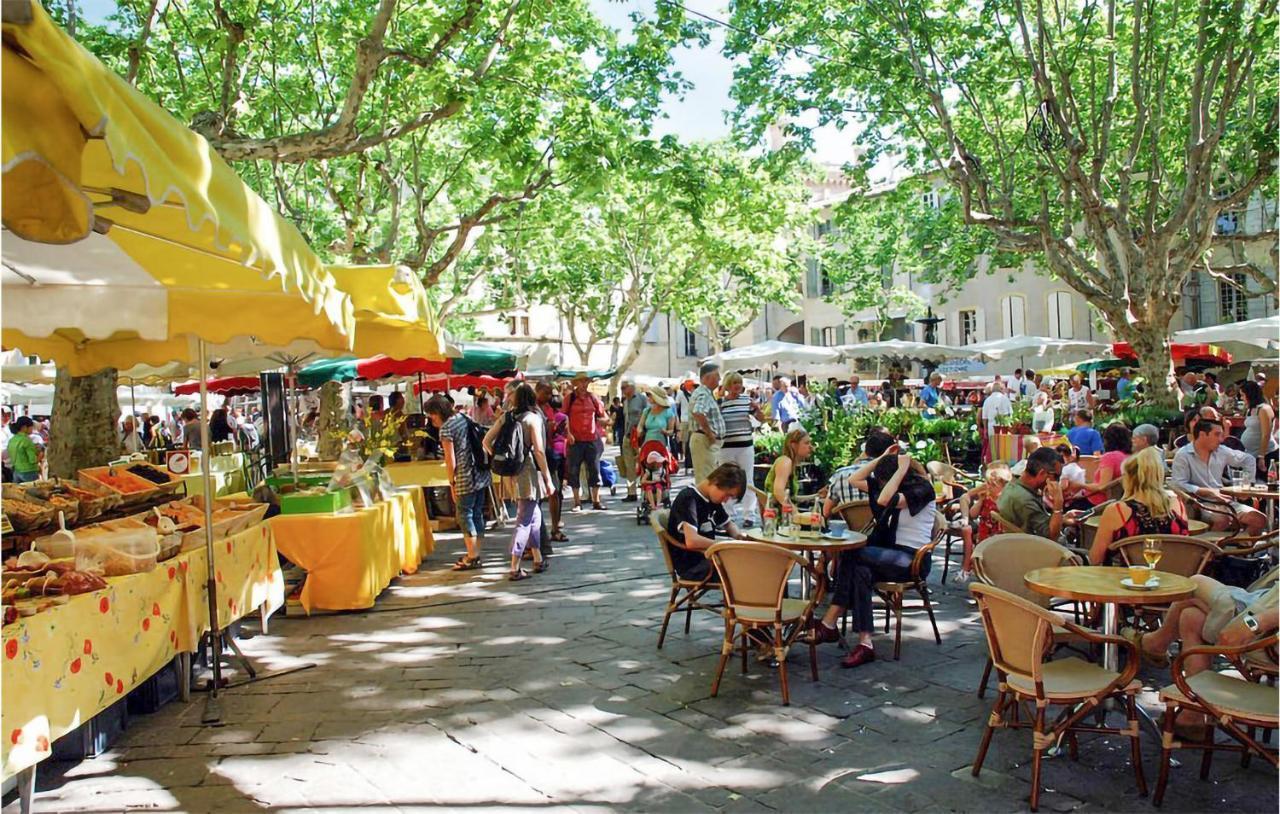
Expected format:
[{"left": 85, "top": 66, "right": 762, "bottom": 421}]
[
  {"left": 287, "top": 369, "right": 299, "bottom": 485},
  {"left": 197, "top": 341, "right": 224, "bottom": 724}
]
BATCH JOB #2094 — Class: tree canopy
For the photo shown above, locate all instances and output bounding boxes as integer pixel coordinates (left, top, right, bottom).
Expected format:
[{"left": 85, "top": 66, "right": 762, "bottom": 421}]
[{"left": 725, "top": 0, "right": 1278, "bottom": 397}]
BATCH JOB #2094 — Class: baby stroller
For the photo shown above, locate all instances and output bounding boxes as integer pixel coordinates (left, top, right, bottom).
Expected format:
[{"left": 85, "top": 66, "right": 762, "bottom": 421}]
[{"left": 635, "top": 439, "right": 677, "bottom": 525}]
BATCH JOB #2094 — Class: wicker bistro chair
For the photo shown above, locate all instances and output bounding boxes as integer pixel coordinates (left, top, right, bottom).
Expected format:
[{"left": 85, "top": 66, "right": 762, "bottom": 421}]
[
  {"left": 970, "top": 583, "right": 1148, "bottom": 812},
  {"left": 873, "top": 518, "right": 945, "bottom": 661},
  {"left": 970, "top": 534, "right": 1083, "bottom": 698},
  {"left": 1152, "top": 635, "right": 1279, "bottom": 806},
  {"left": 926, "top": 460, "right": 980, "bottom": 499},
  {"left": 992, "top": 509, "right": 1026, "bottom": 535},
  {"left": 936, "top": 496, "right": 967, "bottom": 584},
  {"left": 830, "top": 499, "right": 875, "bottom": 535},
  {"left": 1108, "top": 535, "right": 1222, "bottom": 632},
  {"left": 1171, "top": 487, "right": 1244, "bottom": 546},
  {"left": 649, "top": 510, "right": 722, "bottom": 649},
  {"left": 705, "top": 541, "right": 820, "bottom": 705}
]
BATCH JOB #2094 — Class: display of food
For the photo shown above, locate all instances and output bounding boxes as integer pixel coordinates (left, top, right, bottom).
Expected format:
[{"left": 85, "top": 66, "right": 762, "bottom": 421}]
[
  {"left": 2, "top": 551, "right": 107, "bottom": 623},
  {"left": 74, "top": 518, "right": 160, "bottom": 576},
  {"left": 2, "top": 496, "right": 56, "bottom": 532}
]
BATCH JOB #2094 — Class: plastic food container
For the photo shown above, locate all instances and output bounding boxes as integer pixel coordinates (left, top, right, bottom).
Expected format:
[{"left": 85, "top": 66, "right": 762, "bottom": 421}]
[{"left": 74, "top": 528, "right": 161, "bottom": 576}]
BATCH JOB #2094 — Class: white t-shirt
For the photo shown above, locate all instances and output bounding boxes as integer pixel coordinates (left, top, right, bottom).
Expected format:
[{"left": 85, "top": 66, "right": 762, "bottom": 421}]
[
  {"left": 1032, "top": 406, "right": 1055, "bottom": 432},
  {"left": 894, "top": 502, "right": 937, "bottom": 550},
  {"left": 981, "top": 392, "right": 1012, "bottom": 433},
  {"left": 1061, "top": 462, "right": 1086, "bottom": 485},
  {"left": 1067, "top": 386, "right": 1090, "bottom": 415}
]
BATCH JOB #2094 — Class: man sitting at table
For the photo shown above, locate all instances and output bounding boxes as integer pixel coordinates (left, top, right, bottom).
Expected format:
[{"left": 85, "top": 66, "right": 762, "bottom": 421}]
[
  {"left": 998, "top": 446, "right": 1072, "bottom": 540},
  {"left": 809, "top": 431, "right": 938, "bottom": 669},
  {"left": 664, "top": 462, "right": 749, "bottom": 583},
  {"left": 1170, "top": 418, "right": 1265, "bottom": 536}
]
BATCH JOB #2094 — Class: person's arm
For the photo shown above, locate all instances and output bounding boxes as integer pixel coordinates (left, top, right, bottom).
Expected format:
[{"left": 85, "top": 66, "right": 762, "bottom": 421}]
[
  {"left": 1090, "top": 502, "right": 1125, "bottom": 564},
  {"left": 1043, "top": 478, "right": 1065, "bottom": 539},
  {"left": 529, "top": 417, "right": 553, "bottom": 492},
  {"left": 749, "top": 400, "right": 765, "bottom": 422},
  {"left": 1167, "top": 451, "right": 1209, "bottom": 497},
  {"left": 876, "top": 455, "right": 912, "bottom": 509},
  {"left": 482, "top": 418, "right": 501, "bottom": 455},
  {"left": 663, "top": 413, "right": 676, "bottom": 436},
  {"left": 440, "top": 436, "right": 458, "bottom": 494},
  {"left": 1218, "top": 606, "right": 1280, "bottom": 647},
  {"left": 692, "top": 410, "right": 714, "bottom": 438},
  {"left": 963, "top": 484, "right": 988, "bottom": 520},
  {"left": 848, "top": 449, "right": 892, "bottom": 492},
  {"left": 1082, "top": 460, "right": 1117, "bottom": 494},
  {"left": 1226, "top": 446, "right": 1258, "bottom": 483},
  {"left": 725, "top": 519, "right": 746, "bottom": 540},
  {"left": 772, "top": 456, "right": 794, "bottom": 507}
]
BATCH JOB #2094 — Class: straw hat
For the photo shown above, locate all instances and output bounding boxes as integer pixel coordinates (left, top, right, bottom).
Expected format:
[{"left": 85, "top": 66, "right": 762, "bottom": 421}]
[
  {"left": 647, "top": 387, "right": 670, "bottom": 407},
  {"left": 571, "top": 372, "right": 590, "bottom": 384}
]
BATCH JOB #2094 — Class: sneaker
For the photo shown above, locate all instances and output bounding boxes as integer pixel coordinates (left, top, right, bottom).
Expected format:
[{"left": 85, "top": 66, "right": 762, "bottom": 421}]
[
  {"left": 840, "top": 644, "right": 876, "bottom": 669},
  {"left": 570, "top": 504, "right": 582, "bottom": 514},
  {"left": 808, "top": 621, "right": 840, "bottom": 644}
]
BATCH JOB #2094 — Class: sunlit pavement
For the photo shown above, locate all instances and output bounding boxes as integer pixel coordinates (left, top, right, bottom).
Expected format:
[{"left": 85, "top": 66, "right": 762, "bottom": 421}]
[{"left": 17, "top": 461, "right": 1278, "bottom": 812}]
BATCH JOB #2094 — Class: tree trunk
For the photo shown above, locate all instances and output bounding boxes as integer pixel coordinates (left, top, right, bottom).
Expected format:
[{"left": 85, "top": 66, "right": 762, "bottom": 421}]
[
  {"left": 315, "top": 381, "right": 347, "bottom": 461},
  {"left": 48, "top": 368, "right": 120, "bottom": 479},
  {"left": 1116, "top": 322, "right": 1177, "bottom": 407}
]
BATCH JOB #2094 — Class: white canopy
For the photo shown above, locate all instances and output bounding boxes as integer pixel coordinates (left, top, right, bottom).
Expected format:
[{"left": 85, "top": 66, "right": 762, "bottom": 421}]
[
  {"left": 1174, "top": 316, "right": 1280, "bottom": 357},
  {"left": 964, "top": 335, "right": 1109, "bottom": 362},
  {"left": 704, "top": 340, "right": 843, "bottom": 373},
  {"left": 836, "top": 340, "right": 984, "bottom": 364}
]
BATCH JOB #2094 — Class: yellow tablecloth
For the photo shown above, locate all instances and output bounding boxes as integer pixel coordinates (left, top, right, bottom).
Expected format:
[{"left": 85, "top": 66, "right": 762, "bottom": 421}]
[
  {"left": 384, "top": 459, "right": 450, "bottom": 488},
  {"left": 1, "top": 523, "right": 283, "bottom": 781},
  {"left": 268, "top": 489, "right": 432, "bottom": 613}
]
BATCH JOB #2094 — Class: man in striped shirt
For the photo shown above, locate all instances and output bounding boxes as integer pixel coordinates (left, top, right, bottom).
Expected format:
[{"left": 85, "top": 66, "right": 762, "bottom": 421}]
[
  {"left": 720, "top": 371, "right": 765, "bottom": 526},
  {"left": 689, "top": 363, "right": 725, "bottom": 483}
]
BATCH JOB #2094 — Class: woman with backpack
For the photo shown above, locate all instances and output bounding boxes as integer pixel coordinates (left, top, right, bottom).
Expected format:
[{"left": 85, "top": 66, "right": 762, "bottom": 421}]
[
  {"left": 425, "top": 396, "right": 489, "bottom": 571},
  {"left": 484, "top": 383, "right": 553, "bottom": 580}
]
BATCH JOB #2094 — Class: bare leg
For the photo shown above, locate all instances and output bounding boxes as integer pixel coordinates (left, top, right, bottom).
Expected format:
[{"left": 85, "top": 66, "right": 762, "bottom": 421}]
[
  {"left": 961, "top": 526, "right": 975, "bottom": 573},
  {"left": 1141, "top": 598, "right": 1207, "bottom": 655}
]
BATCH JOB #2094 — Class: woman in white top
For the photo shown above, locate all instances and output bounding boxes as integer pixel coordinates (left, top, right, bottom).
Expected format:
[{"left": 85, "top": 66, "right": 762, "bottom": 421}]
[
  {"left": 1239, "top": 380, "right": 1277, "bottom": 477},
  {"left": 1066, "top": 375, "right": 1092, "bottom": 419},
  {"left": 1057, "top": 443, "right": 1088, "bottom": 501},
  {"left": 1031, "top": 390, "right": 1055, "bottom": 433}
]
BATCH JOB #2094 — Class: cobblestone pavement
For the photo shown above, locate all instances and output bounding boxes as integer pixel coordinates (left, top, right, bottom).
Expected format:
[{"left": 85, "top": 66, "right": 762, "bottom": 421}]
[{"left": 15, "top": 465, "right": 1278, "bottom": 813}]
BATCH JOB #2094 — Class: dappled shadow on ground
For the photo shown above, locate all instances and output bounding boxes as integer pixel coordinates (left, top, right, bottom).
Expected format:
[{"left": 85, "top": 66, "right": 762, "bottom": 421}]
[{"left": 19, "top": 469, "right": 1279, "bottom": 813}]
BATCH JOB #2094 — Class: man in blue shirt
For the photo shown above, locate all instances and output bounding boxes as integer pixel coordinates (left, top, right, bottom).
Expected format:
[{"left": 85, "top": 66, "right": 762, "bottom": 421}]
[
  {"left": 769, "top": 375, "right": 802, "bottom": 430},
  {"left": 1115, "top": 370, "right": 1133, "bottom": 401},
  {"left": 840, "top": 374, "right": 869, "bottom": 410},
  {"left": 1065, "top": 410, "right": 1104, "bottom": 455},
  {"left": 919, "top": 372, "right": 943, "bottom": 410}
]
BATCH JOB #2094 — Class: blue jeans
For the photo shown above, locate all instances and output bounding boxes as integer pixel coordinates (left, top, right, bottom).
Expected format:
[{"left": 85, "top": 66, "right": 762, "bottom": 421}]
[
  {"left": 13, "top": 471, "right": 39, "bottom": 484},
  {"left": 455, "top": 489, "right": 485, "bottom": 539}
]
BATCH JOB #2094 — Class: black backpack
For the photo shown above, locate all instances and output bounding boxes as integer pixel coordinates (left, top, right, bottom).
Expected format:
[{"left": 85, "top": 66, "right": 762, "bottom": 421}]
[
  {"left": 489, "top": 411, "right": 529, "bottom": 477},
  {"left": 463, "top": 416, "right": 491, "bottom": 472}
]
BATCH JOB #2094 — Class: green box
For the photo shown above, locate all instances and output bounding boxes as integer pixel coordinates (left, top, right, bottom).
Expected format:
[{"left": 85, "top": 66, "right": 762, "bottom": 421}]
[
  {"left": 266, "top": 473, "right": 332, "bottom": 491},
  {"left": 278, "top": 487, "right": 353, "bottom": 515}
]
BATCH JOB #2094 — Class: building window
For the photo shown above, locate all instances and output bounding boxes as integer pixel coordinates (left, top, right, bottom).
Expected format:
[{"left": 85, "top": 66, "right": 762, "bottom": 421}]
[
  {"left": 506, "top": 314, "right": 530, "bottom": 336},
  {"left": 921, "top": 189, "right": 940, "bottom": 210},
  {"left": 1047, "top": 292, "right": 1075, "bottom": 339},
  {"left": 681, "top": 326, "right": 698, "bottom": 358},
  {"left": 1220, "top": 273, "right": 1249, "bottom": 322},
  {"left": 820, "top": 267, "right": 834, "bottom": 297},
  {"left": 1000, "top": 295, "right": 1026, "bottom": 337},
  {"left": 644, "top": 317, "right": 662, "bottom": 344},
  {"left": 1215, "top": 211, "right": 1240, "bottom": 236},
  {"left": 958, "top": 308, "right": 978, "bottom": 346},
  {"left": 816, "top": 219, "right": 834, "bottom": 238}
]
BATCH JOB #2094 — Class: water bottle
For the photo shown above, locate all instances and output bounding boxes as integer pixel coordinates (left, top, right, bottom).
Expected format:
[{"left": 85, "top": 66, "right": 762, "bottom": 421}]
[
  {"left": 762, "top": 508, "right": 777, "bottom": 537},
  {"left": 1268, "top": 460, "right": 1278, "bottom": 488},
  {"left": 780, "top": 505, "right": 795, "bottom": 536}
]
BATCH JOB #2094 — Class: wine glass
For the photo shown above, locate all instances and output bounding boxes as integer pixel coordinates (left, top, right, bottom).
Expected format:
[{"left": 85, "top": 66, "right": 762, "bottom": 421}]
[{"left": 1142, "top": 538, "right": 1163, "bottom": 571}]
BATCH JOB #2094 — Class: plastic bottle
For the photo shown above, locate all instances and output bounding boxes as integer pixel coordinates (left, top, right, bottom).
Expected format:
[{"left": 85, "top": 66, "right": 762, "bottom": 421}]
[
  {"left": 761, "top": 508, "right": 777, "bottom": 537},
  {"left": 1268, "top": 460, "right": 1278, "bottom": 488}
]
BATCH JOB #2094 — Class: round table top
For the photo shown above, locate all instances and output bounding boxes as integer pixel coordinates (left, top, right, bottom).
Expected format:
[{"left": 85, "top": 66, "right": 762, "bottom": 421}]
[
  {"left": 1024, "top": 566, "right": 1196, "bottom": 604},
  {"left": 745, "top": 529, "right": 867, "bottom": 553},
  {"left": 1081, "top": 515, "right": 1209, "bottom": 535},
  {"left": 1222, "top": 485, "right": 1280, "bottom": 501}
]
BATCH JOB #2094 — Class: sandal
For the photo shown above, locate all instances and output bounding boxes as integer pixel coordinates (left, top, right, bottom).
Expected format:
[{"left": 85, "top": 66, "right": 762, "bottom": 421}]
[
  {"left": 550, "top": 530, "right": 569, "bottom": 543},
  {"left": 534, "top": 560, "right": 549, "bottom": 574},
  {"left": 1121, "top": 627, "right": 1170, "bottom": 667},
  {"left": 452, "top": 557, "right": 481, "bottom": 571},
  {"left": 508, "top": 569, "right": 530, "bottom": 582}
]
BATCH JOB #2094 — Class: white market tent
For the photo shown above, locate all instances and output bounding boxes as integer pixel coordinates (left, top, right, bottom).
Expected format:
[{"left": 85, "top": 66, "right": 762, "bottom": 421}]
[
  {"left": 704, "top": 340, "right": 843, "bottom": 373},
  {"left": 836, "top": 340, "right": 985, "bottom": 364},
  {"left": 964, "top": 335, "right": 1110, "bottom": 361},
  {"left": 1174, "top": 316, "right": 1280, "bottom": 359}
]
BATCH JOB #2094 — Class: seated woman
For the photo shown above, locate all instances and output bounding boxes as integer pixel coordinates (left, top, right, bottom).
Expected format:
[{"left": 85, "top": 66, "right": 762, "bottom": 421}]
[
  {"left": 1088, "top": 447, "right": 1190, "bottom": 564},
  {"left": 1068, "top": 422, "right": 1131, "bottom": 511},
  {"left": 764, "top": 428, "right": 819, "bottom": 512},
  {"left": 809, "top": 431, "right": 938, "bottom": 669},
  {"left": 956, "top": 462, "right": 1012, "bottom": 581}
]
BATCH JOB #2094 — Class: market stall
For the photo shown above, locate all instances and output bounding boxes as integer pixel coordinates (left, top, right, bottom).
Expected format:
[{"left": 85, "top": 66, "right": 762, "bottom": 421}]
[
  {"left": 1, "top": 519, "right": 283, "bottom": 780},
  {"left": 268, "top": 487, "right": 431, "bottom": 613}
]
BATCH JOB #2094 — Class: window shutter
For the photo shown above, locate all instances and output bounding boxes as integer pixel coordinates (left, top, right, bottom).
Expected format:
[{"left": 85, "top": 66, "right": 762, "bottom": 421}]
[
  {"left": 810, "top": 327, "right": 821, "bottom": 346},
  {"left": 836, "top": 325, "right": 847, "bottom": 346},
  {"left": 1050, "top": 293, "right": 1075, "bottom": 339},
  {"left": 806, "top": 258, "right": 821, "bottom": 297}
]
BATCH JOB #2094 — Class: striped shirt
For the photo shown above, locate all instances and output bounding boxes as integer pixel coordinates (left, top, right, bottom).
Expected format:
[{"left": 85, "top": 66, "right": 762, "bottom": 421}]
[
  {"left": 690, "top": 385, "right": 725, "bottom": 439},
  {"left": 720, "top": 396, "right": 754, "bottom": 448}
]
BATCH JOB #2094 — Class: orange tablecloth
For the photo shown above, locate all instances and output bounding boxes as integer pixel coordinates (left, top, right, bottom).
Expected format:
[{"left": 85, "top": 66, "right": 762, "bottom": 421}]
[
  {"left": 2, "top": 523, "right": 283, "bottom": 781},
  {"left": 268, "top": 488, "right": 432, "bottom": 613}
]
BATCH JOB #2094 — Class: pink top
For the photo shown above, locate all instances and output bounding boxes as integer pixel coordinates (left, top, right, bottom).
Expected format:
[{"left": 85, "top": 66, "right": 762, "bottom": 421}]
[{"left": 1088, "top": 450, "right": 1128, "bottom": 505}]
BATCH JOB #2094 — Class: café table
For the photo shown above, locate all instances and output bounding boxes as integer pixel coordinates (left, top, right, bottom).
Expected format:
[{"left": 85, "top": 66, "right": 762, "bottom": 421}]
[
  {"left": 1024, "top": 566, "right": 1195, "bottom": 673},
  {"left": 1025, "top": 565, "right": 1196, "bottom": 742},
  {"left": 744, "top": 529, "right": 867, "bottom": 601},
  {"left": 1221, "top": 484, "right": 1280, "bottom": 527}
]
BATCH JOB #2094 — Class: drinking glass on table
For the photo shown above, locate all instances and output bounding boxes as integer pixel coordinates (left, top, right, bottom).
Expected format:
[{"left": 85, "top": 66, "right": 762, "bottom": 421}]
[{"left": 1142, "top": 538, "right": 1162, "bottom": 570}]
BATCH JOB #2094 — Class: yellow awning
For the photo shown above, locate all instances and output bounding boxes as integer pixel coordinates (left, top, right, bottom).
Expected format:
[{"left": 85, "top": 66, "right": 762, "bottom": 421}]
[
  {"left": 327, "top": 264, "right": 446, "bottom": 361},
  {"left": 1, "top": 1, "right": 355, "bottom": 376}
]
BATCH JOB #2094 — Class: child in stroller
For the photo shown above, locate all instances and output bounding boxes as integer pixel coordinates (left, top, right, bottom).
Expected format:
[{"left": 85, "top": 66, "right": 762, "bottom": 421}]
[{"left": 635, "top": 439, "right": 676, "bottom": 524}]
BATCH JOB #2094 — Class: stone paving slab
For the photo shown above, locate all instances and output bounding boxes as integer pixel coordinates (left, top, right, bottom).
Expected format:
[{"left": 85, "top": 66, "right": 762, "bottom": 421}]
[{"left": 7, "top": 461, "right": 1278, "bottom": 812}]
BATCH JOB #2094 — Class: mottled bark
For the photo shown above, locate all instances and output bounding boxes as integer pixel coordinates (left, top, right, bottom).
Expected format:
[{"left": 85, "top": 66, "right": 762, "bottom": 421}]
[
  {"left": 48, "top": 368, "right": 121, "bottom": 479},
  {"left": 315, "top": 381, "right": 347, "bottom": 461}
]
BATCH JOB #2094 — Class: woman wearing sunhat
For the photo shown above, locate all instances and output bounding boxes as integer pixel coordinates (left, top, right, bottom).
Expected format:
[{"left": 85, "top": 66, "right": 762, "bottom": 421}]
[{"left": 639, "top": 387, "right": 677, "bottom": 445}]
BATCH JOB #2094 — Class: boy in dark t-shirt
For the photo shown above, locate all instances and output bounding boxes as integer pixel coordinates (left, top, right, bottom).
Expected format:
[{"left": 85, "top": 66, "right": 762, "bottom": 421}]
[{"left": 664, "top": 462, "right": 749, "bottom": 581}]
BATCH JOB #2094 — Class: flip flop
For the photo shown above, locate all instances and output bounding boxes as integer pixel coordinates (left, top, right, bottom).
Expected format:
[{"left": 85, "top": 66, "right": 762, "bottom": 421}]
[
  {"left": 550, "top": 531, "right": 569, "bottom": 542},
  {"left": 452, "top": 557, "right": 481, "bottom": 571},
  {"left": 508, "top": 569, "right": 530, "bottom": 582},
  {"left": 534, "top": 560, "right": 549, "bottom": 573}
]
